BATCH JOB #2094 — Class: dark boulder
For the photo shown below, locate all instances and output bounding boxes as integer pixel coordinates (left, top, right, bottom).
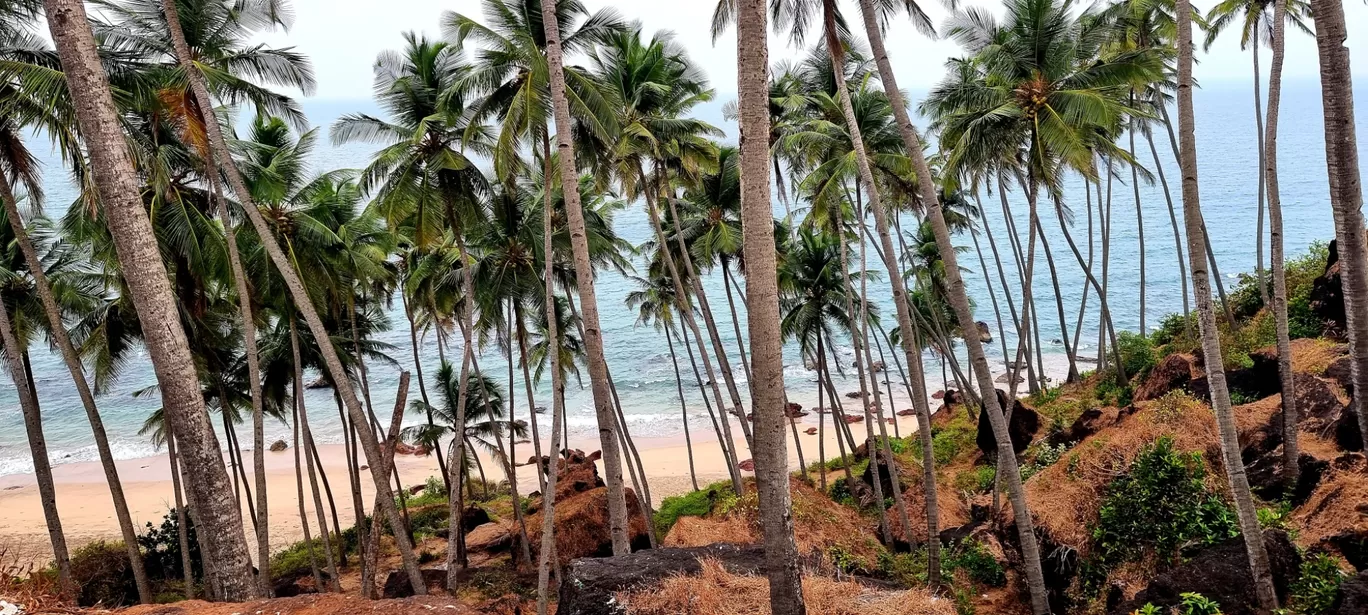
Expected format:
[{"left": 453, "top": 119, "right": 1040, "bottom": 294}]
[
  {"left": 1322, "top": 531, "right": 1368, "bottom": 571},
  {"left": 269, "top": 440, "right": 288, "bottom": 452},
  {"left": 1326, "top": 355, "right": 1355, "bottom": 396},
  {"left": 1134, "top": 354, "right": 1197, "bottom": 402},
  {"left": 1331, "top": 571, "right": 1368, "bottom": 615},
  {"left": 1334, "top": 409, "right": 1364, "bottom": 452},
  {"left": 1049, "top": 406, "right": 1121, "bottom": 447},
  {"left": 1246, "top": 452, "right": 1330, "bottom": 505},
  {"left": 557, "top": 544, "right": 770, "bottom": 615},
  {"left": 1310, "top": 238, "right": 1347, "bottom": 337},
  {"left": 381, "top": 568, "right": 447, "bottom": 599},
  {"left": 1112, "top": 530, "right": 1301, "bottom": 615},
  {"left": 976, "top": 389, "right": 1039, "bottom": 456},
  {"left": 859, "top": 442, "right": 906, "bottom": 500},
  {"left": 461, "top": 506, "right": 491, "bottom": 532}
]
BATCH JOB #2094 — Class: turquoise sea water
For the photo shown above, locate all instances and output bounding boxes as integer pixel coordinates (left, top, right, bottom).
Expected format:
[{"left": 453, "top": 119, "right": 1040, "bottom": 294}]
[{"left": 0, "top": 77, "right": 1364, "bottom": 476}]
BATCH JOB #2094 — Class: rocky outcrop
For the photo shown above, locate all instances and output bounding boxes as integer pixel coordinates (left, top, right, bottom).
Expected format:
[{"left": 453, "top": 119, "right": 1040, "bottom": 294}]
[
  {"left": 1134, "top": 353, "right": 1197, "bottom": 402},
  {"left": 269, "top": 440, "right": 288, "bottom": 452},
  {"left": 1048, "top": 406, "right": 1126, "bottom": 447},
  {"left": 977, "top": 321, "right": 993, "bottom": 343},
  {"left": 1112, "top": 530, "right": 1301, "bottom": 615},
  {"left": 523, "top": 450, "right": 650, "bottom": 566},
  {"left": 976, "top": 389, "right": 1038, "bottom": 456},
  {"left": 557, "top": 544, "right": 771, "bottom": 615},
  {"left": 381, "top": 568, "right": 448, "bottom": 599},
  {"left": 1310, "top": 239, "right": 1347, "bottom": 337},
  {"left": 1332, "top": 571, "right": 1368, "bottom": 615}
]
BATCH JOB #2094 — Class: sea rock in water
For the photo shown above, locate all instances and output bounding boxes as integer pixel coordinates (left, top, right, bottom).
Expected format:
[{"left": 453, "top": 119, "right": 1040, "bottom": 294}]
[
  {"left": 845, "top": 391, "right": 862, "bottom": 399},
  {"left": 977, "top": 321, "right": 993, "bottom": 343},
  {"left": 269, "top": 440, "right": 288, "bottom": 452},
  {"left": 842, "top": 414, "right": 864, "bottom": 424},
  {"left": 1111, "top": 530, "right": 1300, "bottom": 615}
]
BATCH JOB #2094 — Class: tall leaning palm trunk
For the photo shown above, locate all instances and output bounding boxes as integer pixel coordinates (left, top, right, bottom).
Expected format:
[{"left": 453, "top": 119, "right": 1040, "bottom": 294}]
[
  {"left": 207, "top": 171, "right": 270, "bottom": 592},
  {"left": 153, "top": 0, "right": 425, "bottom": 592},
  {"left": 539, "top": 0, "right": 631, "bottom": 556},
  {"left": 1174, "top": 0, "right": 1279, "bottom": 608},
  {"left": 735, "top": 0, "right": 806, "bottom": 612},
  {"left": 0, "top": 172, "right": 150, "bottom": 602},
  {"left": 854, "top": 0, "right": 1045, "bottom": 595},
  {"left": 0, "top": 300, "right": 73, "bottom": 598},
  {"left": 41, "top": 0, "right": 258, "bottom": 598},
  {"left": 1308, "top": 0, "right": 1368, "bottom": 461},
  {"left": 536, "top": 148, "right": 568, "bottom": 615},
  {"left": 1263, "top": 0, "right": 1298, "bottom": 489}
]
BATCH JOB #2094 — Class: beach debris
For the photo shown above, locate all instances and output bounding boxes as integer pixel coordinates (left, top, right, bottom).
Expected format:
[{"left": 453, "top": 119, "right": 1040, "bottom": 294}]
[
  {"left": 737, "top": 458, "right": 756, "bottom": 472},
  {"left": 269, "top": 440, "right": 287, "bottom": 452},
  {"left": 804, "top": 427, "right": 818, "bottom": 435}
]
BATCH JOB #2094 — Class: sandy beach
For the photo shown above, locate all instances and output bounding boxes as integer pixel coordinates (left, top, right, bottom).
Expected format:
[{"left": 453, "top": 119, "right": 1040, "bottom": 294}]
[{"left": 0, "top": 402, "right": 929, "bottom": 568}]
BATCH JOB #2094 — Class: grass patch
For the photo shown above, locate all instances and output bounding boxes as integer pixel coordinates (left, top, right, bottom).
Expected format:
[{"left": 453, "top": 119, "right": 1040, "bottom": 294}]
[{"left": 654, "top": 480, "right": 734, "bottom": 537}]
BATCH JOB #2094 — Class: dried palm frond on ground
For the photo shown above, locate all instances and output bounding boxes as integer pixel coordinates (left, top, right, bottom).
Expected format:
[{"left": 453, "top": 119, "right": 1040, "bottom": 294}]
[{"left": 618, "top": 558, "right": 954, "bottom": 615}]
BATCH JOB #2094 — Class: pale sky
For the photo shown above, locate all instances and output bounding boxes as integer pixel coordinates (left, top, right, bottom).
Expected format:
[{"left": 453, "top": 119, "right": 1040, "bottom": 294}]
[{"left": 254, "top": 0, "right": 1368, "bottom": 102}]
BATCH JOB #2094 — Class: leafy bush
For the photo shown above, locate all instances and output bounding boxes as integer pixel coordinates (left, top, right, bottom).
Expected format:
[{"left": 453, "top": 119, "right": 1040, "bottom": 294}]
[
  {"left": 401, "top": 476, "right": 448, "bottom": 508},
  {"left": 945, "top": 539, "right": 1007, "bottom": 587},
  {"left": 68, "top": 541, "right": 139, "bottom": 607},
  {"left": 270, "top": 536, "right": 344, "bottom": 581},
  {"left": 654, "top": 481, "right": 732, "bottom": 537},
  {"left": 1179, "top": 592, "right": 1223, "bottom": 615},
  {"left": 1288, "top": 554, "right": 1347, "bottom": 615},
  {"left": 1021, "top": 441, "right": 1069, "bottom": 481},
  {"left": 136, "top": 509, "right": 200, "bottom": 585},
  {"left": 1152, "top": 312, "right": 1199, "bottom": 350},
  {"left": 1087, "top": 437, "right": 1239, "bottom": 589},
  {"left": 1117, "top": 331, "right": 1158, "bottom": 380},
  {"left": 952, "top": 465, "right": 997, "bottom": 494}
]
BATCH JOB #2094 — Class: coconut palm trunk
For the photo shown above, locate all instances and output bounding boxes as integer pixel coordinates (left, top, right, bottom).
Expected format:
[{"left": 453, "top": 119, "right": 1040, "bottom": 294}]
[
  {"left": 1308, "top": 0, "right": 1368, "bottom": 459},
  {"left": 0, "top": 168, "right": 151, "bottom": 602},
  {"left": 155, "top": 0, "right": 425, "bottom": 590},
  {"left": 166, "top": 435, "right": 194, "bottom": 598},
  {"left": 736, "top": 1, "right": 806, "bottom": 607},
  {"left": 290, "top": 369, "right": 324, "bottom": 591},
  {"left": 538, "top": 0, "right": 631, "bottom": 555},
  {"left": 1143, "top": 114, "right": 1192, "bottom": 331},
  {"left": 1264, "top": 0, "right": 1298, "bottom": 489},
  {"left": 1252, "top": 43, "right": 1269, "bottom": 307},
  {"left": 1174, "top": 1, "right": 1280, "bottom": 607},
  {"left": 536, "top": 146, "right": 568, "bottom": 615},
  {"left": 403, "top": 291, "right": 449, "bottom": 489},
  {"left": 665, "top": 324, "right": 701, "bottom": 490},
  {"left": 362, "top": 373, "right": 409, "bottom": 597},
  {"left": 289, "top": 315, "right": 341, "bottom": 592},
  {"left": 680, "top": 317, "right": 741, "bottom": 478},
  {"left": 0, "top": 300, "right": 73, "bottom": 598},
  {"left": 856, "top": 0, "right": 1042, "bottom": 591},
  {"left": 41, "top": 0, "right": 257, "bottom": 597}
]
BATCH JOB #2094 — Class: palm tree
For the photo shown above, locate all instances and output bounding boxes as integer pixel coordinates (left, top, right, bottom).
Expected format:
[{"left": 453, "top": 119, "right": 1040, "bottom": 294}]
[
  {"left": 39, "top": 0, "right": 259, "bottom": 598},
  {"left": 1202, "top": 0, "right": 1312, "bottom": 307},
  {"left": 732, "top": 0, "right": 806, "bottom": 611},
  {"left": 0, "top": 38, "right": 153, "bottom": 601},
  {"left": 1261, "top": 0, "right": 1297, "bottom": 489},
  {"left": 625, "top": 274, "right": 702, "bottom": 490},
  {"left": 1174, "top": 0, "right": 1279, "bottom": 607},
  {"left": 1308, "top": 0, "right": 1368, "bottom": 473},
  {"left": 538, "top": 0, "right": 632, "bottom": 556}
]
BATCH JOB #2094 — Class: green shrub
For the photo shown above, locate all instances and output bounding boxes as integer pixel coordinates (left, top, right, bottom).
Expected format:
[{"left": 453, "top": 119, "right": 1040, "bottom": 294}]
[
  {"left": 1179, "top": 592, "right": 1223, "bottom": 615},
  {"left": 136, "top": 509, "right": 201, "bottom": 586},
  {"left": 401, "top": 476, "right": 448, "bottom": 508},
  {"left": 270, "top": 536, "right": 344, "bottom": 581},
  {"left": 654, "top": 481, "right": 732, "bottom": 537},
  {"left": 1087, "top": 437, "right": 1239, "bottom": 589},
  {"left": 407, "top": 504, "right": 450, "bottom": 539},
  {"left": 69, "top": 541, "right": 139, "bottom": 607},
  {"left": 945, "top": 539, "right": 1007, "bottom": 587},
  {"left": 1117, "top": 331, "right": 1158, "bottom": 380},
  {"left": 1021, "top": 441, "right": 1069, "bottom": 481},
  {"left": 952, "top": 465, "right": 997, "bottom": 494},
  {"left": 1288, "top": 554, "right": 1347, "bottom": 615}
]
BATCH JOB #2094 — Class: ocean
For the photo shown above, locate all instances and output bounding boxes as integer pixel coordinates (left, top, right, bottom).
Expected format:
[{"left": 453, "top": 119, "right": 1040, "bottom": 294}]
[{"left": 0, "top": 77, "right": 1364, "bottom": 476}]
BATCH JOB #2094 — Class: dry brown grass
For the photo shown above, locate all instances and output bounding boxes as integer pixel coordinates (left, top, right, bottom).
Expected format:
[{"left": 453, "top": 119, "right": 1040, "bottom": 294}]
[
  {"left": 1293, "top": 454, "right": 1368, "bottom": 549},
  {"left": 0, "top": 546, "right": 74, "bottom": 614},
  {"left": 617, "top": 558, "right": 955, "bottom": 615},
  {"left": 1011, "top": 390, "right": 1280, "bottom": 552},
  {"left": 1287, "top": 338, "right": 1347, "bottom": 375},
  {"left": 524, "top": 485, "right": 650, "bottom": 566},
  {"left": 663, "top": 478, "right": 884, "bottom": 566},
  {"left": 888, "top": 473, "right": 970, "bottom": 544}
]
